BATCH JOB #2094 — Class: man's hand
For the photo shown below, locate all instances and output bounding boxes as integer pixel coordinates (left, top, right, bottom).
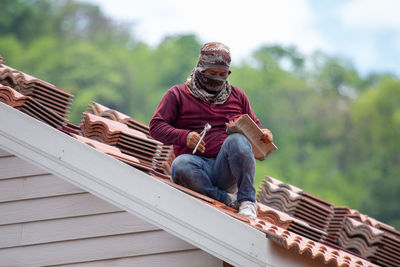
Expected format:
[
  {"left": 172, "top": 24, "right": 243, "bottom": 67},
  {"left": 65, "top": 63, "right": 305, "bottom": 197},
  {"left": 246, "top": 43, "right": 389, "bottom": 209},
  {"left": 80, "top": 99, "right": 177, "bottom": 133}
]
[
  {"left": 187, "top": 131, "right": 206, "bottom": 153},
  {"left": 261, "top": 128, "right": 273, "bottom": 143}
]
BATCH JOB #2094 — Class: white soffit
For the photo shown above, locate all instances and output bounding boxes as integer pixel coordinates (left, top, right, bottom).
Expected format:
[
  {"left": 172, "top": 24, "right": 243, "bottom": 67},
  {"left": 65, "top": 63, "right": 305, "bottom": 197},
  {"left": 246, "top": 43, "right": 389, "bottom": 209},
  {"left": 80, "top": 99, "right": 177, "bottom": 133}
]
[{"left": 0, "top": 102, "right": 270, "bottom": 267}]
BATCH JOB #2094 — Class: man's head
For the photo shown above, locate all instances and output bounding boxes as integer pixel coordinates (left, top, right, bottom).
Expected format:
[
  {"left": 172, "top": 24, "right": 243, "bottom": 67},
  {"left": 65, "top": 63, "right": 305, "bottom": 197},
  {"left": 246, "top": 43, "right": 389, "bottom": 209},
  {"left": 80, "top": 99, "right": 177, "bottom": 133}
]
[
  {"left": 197, "top": 42, "right": 231, "bottom": 71},
  {"left": 194, "top": 42, "right": 231, "bottom": 93}
]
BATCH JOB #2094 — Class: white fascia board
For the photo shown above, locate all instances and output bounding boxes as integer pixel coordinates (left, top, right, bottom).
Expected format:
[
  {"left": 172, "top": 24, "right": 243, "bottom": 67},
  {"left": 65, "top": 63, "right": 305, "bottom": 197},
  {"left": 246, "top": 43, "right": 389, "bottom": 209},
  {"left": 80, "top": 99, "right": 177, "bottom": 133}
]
[{"left": 0, "top": 103, "right": 271, "bottom": 267}]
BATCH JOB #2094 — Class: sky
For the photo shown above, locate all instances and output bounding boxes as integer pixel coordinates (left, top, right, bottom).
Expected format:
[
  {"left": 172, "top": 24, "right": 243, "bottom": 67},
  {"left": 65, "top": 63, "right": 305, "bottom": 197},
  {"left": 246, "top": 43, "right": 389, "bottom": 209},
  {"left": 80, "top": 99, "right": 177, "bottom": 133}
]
[{"left": 84, "top": 0, "right": 400, "bottom": 76}]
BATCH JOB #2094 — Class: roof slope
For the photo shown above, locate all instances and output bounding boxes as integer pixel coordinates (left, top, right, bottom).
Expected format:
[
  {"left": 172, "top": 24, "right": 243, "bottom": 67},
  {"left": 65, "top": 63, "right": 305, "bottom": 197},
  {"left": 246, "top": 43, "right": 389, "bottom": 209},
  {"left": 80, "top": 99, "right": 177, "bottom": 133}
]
[{"left": 0, "top": 62, "right": 386, "bottom": 267}]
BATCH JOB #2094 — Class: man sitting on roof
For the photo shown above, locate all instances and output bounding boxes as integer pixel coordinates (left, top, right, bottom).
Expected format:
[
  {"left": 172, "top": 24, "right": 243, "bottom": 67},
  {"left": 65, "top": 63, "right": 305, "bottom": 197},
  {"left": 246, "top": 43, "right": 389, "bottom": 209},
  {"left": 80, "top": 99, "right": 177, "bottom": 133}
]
[{"left": 150, "top": 42, "right": 273, "bottom": 219}]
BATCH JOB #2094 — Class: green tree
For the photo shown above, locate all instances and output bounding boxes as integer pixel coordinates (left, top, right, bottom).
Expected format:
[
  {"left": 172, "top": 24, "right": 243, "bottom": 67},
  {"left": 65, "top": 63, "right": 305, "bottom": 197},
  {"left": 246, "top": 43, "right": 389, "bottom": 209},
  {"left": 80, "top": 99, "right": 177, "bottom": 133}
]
[
  {"left": 0, "top": 0, "right": 55, "bottom": 44},
  {"left": 348, "top": 77, "right": 400, "bottom": 227}
]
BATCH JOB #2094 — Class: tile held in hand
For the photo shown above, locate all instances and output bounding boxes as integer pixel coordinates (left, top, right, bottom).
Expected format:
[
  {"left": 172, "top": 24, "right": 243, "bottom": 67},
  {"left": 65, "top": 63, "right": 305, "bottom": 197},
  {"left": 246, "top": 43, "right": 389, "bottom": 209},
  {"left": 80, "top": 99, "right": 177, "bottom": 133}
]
[{"left": 226, "top": 114, "right": 277, "bottom": 160}]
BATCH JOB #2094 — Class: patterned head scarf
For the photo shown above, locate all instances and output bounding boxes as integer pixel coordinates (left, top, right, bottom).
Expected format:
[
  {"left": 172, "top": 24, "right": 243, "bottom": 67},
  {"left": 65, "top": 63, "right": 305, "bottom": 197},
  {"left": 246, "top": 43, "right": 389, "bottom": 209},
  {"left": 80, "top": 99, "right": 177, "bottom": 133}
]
[{"left": 186, "top": 42, "right": 232, "bottom": 104}]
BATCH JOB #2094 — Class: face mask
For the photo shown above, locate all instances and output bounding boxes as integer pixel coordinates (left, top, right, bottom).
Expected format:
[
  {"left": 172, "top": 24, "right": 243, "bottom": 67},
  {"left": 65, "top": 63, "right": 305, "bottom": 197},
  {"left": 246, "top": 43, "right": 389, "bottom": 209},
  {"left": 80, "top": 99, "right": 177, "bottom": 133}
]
[{"left": 195, "top": 69, "right": 227, "bottom": 93}]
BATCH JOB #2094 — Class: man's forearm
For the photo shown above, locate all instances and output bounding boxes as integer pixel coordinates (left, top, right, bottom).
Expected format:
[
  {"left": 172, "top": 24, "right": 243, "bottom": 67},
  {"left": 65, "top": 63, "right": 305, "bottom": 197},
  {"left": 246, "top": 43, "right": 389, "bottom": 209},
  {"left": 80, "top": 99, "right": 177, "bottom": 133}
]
[{"left": 149, "top": 119, "right": 190, "bottom": 146}]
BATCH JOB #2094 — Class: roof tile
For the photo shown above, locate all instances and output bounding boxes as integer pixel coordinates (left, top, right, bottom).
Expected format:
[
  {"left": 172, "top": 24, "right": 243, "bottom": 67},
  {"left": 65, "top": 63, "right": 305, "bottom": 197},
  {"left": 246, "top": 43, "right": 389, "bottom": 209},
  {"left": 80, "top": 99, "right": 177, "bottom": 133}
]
[
  {"left": 258, "top": 176, "right": 400, "bottom": 266},
  {"left": 0, "top": 64, "right": 73, "bottom": 118},
  {"left": 0, "top": 84, "right": 69, "bottom": 131}
]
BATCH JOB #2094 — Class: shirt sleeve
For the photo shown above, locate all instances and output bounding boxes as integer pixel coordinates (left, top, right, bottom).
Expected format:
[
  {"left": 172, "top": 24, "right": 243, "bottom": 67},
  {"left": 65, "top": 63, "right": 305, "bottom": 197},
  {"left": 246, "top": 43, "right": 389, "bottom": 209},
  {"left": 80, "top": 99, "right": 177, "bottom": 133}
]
[
  {"left": 149, "top": 87, "right": 191, "bottom": 146},
  {"left": 240, "top": 89, "right": 263, "bottom": 128}
]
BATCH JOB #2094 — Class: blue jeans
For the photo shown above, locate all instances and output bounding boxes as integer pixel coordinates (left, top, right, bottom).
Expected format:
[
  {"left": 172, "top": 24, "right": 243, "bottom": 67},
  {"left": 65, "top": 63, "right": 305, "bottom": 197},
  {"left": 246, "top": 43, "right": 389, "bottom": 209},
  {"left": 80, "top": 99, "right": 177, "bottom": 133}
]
[{"left": 170, "top": 133, "right": 256, "bottom": 204}]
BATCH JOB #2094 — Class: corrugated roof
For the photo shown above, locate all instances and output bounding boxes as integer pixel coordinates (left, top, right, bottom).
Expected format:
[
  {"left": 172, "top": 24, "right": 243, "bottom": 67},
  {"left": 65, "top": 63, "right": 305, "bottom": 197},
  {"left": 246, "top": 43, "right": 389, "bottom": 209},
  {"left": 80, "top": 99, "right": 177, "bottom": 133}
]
[{"left": 1, "top": 61, "right": 393, "bottom": 267}]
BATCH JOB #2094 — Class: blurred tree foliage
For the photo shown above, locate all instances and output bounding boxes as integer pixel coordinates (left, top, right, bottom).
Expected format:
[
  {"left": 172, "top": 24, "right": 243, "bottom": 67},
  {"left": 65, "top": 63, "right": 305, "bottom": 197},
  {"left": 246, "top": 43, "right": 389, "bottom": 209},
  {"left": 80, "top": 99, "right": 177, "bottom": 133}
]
[{"left": 1, "top": 0, "right": 399, "bottom": 228}]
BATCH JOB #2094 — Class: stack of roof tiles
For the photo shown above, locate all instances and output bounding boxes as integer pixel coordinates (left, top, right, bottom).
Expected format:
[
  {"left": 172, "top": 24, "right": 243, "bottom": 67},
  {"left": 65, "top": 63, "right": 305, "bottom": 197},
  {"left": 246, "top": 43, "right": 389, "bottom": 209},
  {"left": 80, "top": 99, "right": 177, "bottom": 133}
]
[
  {"left": 257, "top": 177, "right": 335, "bottom": 241},
  {"left": 71, "top": 134, "right": 153, "bottom": 174},
  {"left": 88, "top": 102, "right": 150, "bottom": 135},
  {"left": 0, "top": 59, "right": 391, "bottom": 267},
  {"left": 327, "top": 206, "right": 352, "bottom": 245},
  {"left": 339, "top": 211, "right": 400, "bottom": 267},
  {"left": 257, "top": 176, "right": 400, "bottom": 266},
  {"left": 80, "top": 112, "right": 171, "bottom": 180},
  {"left": 254, "top": 201, "right": 328, "bottom": 243},
  {"left": 0, "top": 64, "right": 73, "bottom": 118},
  {"left": 0, "top": 62, "right": 79, "bottom": 134},
  {"left": 86, "top": 102, "right": 175, "bottom": 176},
  {"left": 258, "top": 177, "right": 333, "bottom": 230},
  {"left": 0, "top": 85, "right": 67, "bottom": 129}
]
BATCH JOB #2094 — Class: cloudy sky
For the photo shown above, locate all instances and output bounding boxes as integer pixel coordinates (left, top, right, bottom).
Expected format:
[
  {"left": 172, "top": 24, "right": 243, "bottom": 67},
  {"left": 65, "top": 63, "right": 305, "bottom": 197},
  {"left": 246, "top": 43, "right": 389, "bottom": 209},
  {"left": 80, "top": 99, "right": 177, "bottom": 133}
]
[{"left": 84, "top": 0, "right": 400, "bottom": 76}]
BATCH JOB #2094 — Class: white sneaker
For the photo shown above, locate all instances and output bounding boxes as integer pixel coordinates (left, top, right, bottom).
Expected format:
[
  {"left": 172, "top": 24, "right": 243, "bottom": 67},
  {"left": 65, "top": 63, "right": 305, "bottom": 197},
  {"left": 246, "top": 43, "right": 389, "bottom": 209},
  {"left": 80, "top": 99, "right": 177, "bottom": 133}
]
[
  {"left": 225, "top": 192, "right": 238, "bottom": 209},
  {"left": 238, "top": 201, "right": 257, "bottom": 220}
]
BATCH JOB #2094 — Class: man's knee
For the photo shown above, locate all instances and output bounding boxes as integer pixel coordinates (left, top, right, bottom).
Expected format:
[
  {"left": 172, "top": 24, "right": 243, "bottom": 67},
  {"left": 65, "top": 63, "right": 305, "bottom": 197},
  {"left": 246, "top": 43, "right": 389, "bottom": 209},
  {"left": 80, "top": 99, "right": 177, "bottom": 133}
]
[
  {"left": 225, "top": 133, "right": 252, "bottom": 155},
  {"left": 171, "top": 154, "right": 199, "bottom": 183}
]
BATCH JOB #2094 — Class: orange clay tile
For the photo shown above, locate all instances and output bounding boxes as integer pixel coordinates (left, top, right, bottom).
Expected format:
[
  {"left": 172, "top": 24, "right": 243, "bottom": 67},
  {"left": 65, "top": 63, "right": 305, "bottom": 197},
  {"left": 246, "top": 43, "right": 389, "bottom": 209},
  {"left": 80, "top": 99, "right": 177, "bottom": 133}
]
[
  {"left": 226, "top": 114, "right": 277, "bottom": 160},
  {"left": 88, "top": 102, "right": 150, "bottom": 135},
  {"left": 85, "top": 103, "right": 175, "bottom": 174},
  {"left": 0, "top": 84, "right": 68, "bottom": 130},
  {"left": 0, "top": 64, "right": 73, "bottom": 118},
  {"left": 258, "top": 176, "right": 400, "bottom": 266}
]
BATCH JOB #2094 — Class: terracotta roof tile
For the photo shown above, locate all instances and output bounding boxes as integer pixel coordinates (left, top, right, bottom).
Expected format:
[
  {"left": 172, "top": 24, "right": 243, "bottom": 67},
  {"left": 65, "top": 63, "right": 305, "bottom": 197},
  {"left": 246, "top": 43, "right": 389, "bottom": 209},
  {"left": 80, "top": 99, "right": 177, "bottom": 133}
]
[
  {"left": 88, "top": 102, "right": 150, "bottom": 136},
  {"left": 226, "top": 114, "right": 277, "bottom": 160},
  {"left": 0, "top": 84, "right": 68, "bottom": 129},
  {"left": 71, "top": 134, "right": 153, "bottom": 173},
  {"left": 257, "top": 178, "right": 334, "bottom": 233},
  {"left": 85, "top": 103, "right": 175, "bottom": 175},
  {"left": 258, "top": 176, "right": 400, "bottom": 266},
  {"left": 242, "top": 215, "right": 377, "bottom": 267},
  {"left": 0, "top": 64, "right": 73, "bottom": 118},
  {"left": 338, "top": 217, "right": 400, "bottom": 266},
  {"left": 80, "top": 112, "right": 174, "bottom": 179}
]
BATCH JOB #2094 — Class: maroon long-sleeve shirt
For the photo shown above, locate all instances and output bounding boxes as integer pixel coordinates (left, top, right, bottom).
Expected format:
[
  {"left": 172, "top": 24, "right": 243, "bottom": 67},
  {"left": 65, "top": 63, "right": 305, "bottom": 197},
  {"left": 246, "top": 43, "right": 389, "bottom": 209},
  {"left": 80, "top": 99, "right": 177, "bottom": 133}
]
[{"left": 149, "top": 83, "right": 261, "bottom": 158}]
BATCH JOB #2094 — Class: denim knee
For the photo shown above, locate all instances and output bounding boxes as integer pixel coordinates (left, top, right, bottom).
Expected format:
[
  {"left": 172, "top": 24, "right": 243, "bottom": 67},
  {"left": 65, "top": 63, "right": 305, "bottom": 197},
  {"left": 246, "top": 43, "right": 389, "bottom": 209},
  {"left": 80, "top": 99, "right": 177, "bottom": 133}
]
[
  {"left": 170, "top": 154, "right": 194, "bottom": 183},
  {"left": 224, "top": 133, "right": 252, "bottom": 156}
]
